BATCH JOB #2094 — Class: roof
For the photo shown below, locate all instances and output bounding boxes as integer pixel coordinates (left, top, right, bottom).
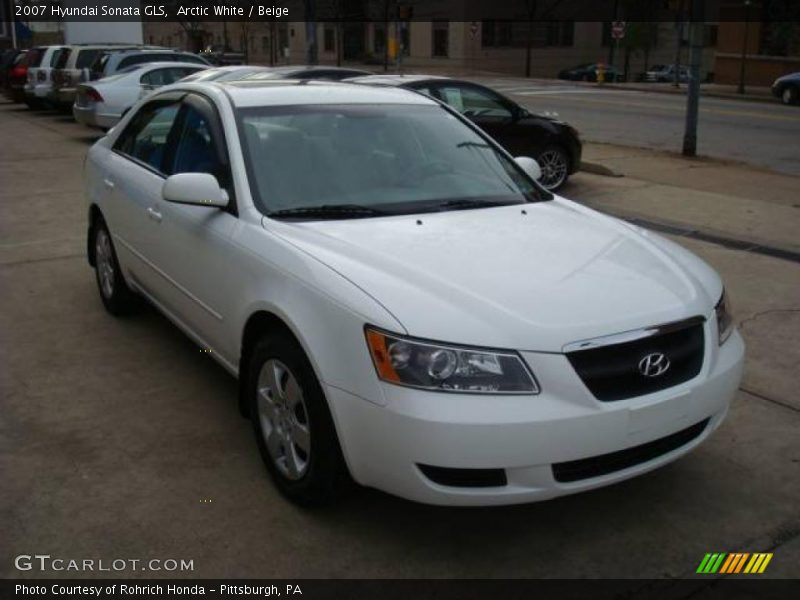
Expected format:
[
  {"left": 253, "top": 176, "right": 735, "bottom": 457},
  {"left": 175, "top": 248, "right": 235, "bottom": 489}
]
[
  {"left": 214, "top": 80, "right": 439, "bottom": 108},
  {"left": 345, "top": 74, "right": 449, "bottom": 86}
]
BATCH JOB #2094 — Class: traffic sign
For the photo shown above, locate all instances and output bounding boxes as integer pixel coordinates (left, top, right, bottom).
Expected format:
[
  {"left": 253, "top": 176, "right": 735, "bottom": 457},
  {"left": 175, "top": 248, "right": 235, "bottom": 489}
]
[{"left": 612, "top": 21, "right": 626, "bottom": 40}]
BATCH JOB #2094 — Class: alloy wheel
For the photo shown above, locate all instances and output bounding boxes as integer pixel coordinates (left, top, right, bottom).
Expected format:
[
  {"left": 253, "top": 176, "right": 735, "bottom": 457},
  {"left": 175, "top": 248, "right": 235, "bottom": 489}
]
[
  {"left": 95, "top": 228, "right": 115, "bottom": 299},
  {"left": 537, "top": 148, "right": 569, "bottom": 190},
  {"left": 256, "top": 359, "right": 311, "bottom": 481}
]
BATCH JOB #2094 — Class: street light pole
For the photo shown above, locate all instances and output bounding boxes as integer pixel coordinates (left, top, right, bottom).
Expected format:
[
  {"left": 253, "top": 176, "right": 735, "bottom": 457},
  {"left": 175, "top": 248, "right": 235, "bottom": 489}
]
[{"left": 738, "top": 0, "right": 751, "bottom": 94}]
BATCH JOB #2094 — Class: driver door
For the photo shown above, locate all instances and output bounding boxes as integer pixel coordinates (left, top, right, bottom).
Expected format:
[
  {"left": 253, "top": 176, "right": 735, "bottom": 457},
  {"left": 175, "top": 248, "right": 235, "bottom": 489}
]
[{"left": 430, "top": 82, "right": 518, "bottom": 153}]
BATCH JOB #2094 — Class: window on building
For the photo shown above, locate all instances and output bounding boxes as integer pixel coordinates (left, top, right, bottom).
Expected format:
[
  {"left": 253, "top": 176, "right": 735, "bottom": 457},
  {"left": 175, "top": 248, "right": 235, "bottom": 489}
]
[
  {"left": 324, "top": 26, "right": 335, "bottom": 52},
  {"left": 759, "top": 21, "right": 800, "bottom": 57},
  {"left": 482, "top": 21, "right": 573, "bottom": 48},
  {"left": 432, "top": 21, "right": 449, "bottom": 57},
  {"left": 262, "top": 35, "right": 270, "bottom": 54}
]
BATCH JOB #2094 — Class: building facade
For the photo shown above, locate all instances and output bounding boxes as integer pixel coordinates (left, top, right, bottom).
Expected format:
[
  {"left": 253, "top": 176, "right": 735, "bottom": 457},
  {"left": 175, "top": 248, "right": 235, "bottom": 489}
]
[{"left": 143, "top": 20, "right": 719, "bottom": 80}]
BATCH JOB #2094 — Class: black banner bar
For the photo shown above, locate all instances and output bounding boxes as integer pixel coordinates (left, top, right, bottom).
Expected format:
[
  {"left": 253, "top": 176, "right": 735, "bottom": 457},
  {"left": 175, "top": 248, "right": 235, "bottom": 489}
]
[
  {"left": 10, "top": 0, "right": 800, "bottom": 23},
  {"left": 3, "top": 579, "right": 800, "bottom": 600}
]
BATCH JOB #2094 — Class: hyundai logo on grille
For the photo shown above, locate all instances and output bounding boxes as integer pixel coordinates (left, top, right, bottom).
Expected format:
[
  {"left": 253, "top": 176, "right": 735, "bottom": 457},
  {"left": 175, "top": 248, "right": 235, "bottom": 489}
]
[{"left": 638, "top": 352, "right": 671, "bottom": 377}]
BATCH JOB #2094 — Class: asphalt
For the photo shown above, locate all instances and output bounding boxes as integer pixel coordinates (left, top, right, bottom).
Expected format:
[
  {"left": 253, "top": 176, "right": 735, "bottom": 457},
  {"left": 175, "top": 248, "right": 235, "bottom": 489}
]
[{"left": 0, "top": 99, "right": 798, "bottom": 584}]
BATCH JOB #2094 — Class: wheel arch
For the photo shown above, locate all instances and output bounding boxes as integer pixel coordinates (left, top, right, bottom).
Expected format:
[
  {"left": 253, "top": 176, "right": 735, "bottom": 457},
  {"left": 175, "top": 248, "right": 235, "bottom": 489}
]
[{"left": 238, "top": 309, "right": 304, "bottom": 418}]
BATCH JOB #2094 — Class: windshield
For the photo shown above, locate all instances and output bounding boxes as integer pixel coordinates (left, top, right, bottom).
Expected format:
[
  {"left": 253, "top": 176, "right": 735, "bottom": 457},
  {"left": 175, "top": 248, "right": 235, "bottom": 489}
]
[{"left": 237, "top": 104, "right": 546, "bottom": 218}]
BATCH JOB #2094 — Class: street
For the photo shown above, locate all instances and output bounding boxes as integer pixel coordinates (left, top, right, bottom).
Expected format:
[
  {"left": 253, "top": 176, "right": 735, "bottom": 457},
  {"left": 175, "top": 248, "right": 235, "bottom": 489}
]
[
  {"left": 471, "top": 77, "right": 800, "bottom": 177},
  {"left": 1, "top": 97, "right": 799, "bottom": 584}
]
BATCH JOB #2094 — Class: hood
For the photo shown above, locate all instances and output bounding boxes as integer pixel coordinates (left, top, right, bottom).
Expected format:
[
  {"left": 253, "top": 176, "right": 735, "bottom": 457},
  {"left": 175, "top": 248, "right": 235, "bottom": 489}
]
[{"left": 265, "top": 199, "right": 720, "bottom": 352}]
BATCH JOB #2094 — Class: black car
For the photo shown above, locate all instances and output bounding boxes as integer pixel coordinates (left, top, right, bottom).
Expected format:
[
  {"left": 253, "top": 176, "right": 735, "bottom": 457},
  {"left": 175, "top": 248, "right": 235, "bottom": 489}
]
[
  {"left": 347, "top": 75, "right": 582, "bottom": 190},
  {"left": 558, "top": 63, "right": 621, "bottom": 83}
]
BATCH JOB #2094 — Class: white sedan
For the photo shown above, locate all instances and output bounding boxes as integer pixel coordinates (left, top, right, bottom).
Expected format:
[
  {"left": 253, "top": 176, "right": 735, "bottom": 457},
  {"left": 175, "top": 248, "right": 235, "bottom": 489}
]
[
  {"left": 73, "top": 61, "right": 207, "bottom": 129},
  {"left": 84, "top": 80, "right": 744, "bottom": 506}
]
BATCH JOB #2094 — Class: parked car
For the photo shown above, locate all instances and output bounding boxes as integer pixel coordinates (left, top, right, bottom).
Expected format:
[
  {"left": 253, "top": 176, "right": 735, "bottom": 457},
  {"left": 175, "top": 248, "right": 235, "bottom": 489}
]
[
  {"left": 89, "top": 48, "right": 209, "bottom": 81},
  {"left": 179, "top": 65, "right": 273, "bottom": 83},
  {"left": 558, "top": 63, "right": 621, "bottom": 82},
  {"left": 348, "top": 74, "right": 581, "bottom": 190},
  {"left": 84, "top": 80, "right": 743, "bottom": 507},
  {"left": 643, "top": 64, "right": 690, "bottom": 83},
  {"left": 0, "top": 48, "right": 24, "bottom": 93},
  {"left": 2, "top": 50, "right": 28, "bottom": 103},
  {"left": 50, "top": 44, "right": 136, "bottom": 109},
  {"left": 242, "top": 65, "right": 372, "bottom": 81},
  {"left": 24, "top": 45, "right": 66, "bottom": 108},
  {"left": 73, "top": 62, "right": 208, "bottom": 129},
  {"left": 771, "top": 71, "right": 800, "bottom": 105},
  {"left": 198, "top": 45, "right": 246, "bottom": 66}
]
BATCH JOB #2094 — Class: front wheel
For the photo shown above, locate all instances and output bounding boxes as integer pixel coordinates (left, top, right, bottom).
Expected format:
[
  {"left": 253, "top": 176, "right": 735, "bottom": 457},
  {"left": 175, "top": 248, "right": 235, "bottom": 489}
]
[
  {"left": 782, "top": 86, "right": 798, "bottom": 105},
  {"left": 92, "top": 216, "right": 138, "bottom": 316},
  {"left": 536, "top": 146, "right": 571, "bottom": 191},
  {"left": 247, "top": 331, "right": 349, "bottom": 506}
]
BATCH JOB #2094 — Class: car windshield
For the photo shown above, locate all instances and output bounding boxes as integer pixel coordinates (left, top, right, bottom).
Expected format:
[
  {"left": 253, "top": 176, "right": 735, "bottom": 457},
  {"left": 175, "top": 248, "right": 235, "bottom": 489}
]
[{"left": 237, "top": 104, "right": 547, "bottom": 218}]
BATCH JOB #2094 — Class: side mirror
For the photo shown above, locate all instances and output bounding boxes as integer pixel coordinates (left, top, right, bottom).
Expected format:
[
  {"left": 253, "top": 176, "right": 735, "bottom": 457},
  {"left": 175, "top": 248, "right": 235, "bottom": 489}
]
[
  {"left": 162, "top": 173, "right": 228, "bottom": 208},
  {"left": 514, "top": 156, "right": 542, "bottom": 182}
]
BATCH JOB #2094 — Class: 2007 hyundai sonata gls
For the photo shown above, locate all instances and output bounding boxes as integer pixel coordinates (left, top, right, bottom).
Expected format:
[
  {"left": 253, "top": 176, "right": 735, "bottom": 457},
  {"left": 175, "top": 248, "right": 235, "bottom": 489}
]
[{"left": 85, "top": 81, "right": 744, "bottom": 506}]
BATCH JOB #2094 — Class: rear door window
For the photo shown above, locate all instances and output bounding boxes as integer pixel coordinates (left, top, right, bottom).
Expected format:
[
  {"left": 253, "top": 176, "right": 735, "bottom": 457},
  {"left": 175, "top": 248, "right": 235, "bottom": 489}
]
[
  {"left": 50, "top": 48, "right": 65, "bottom": 67},
  {"left": 76, "top": 49, "right": 101, "bottom": 69},
  {"left": 55, "top": 48, "right": 71, "bottom": 69},
  {"left": 27, "top": 48, "right": 45, "bottom": 68}
]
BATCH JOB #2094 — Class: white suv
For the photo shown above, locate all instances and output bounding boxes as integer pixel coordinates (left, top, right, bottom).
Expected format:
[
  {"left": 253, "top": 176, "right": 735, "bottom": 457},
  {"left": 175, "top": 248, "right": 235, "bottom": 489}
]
[{"left": 84, "top": 81, "right": 744, "bottom": 506}]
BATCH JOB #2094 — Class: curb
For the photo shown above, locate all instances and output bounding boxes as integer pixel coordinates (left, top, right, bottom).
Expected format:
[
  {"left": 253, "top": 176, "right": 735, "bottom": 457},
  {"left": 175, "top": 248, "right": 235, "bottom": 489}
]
[{"left": 580, "top": 161, "right": 624, "bottom": 177}]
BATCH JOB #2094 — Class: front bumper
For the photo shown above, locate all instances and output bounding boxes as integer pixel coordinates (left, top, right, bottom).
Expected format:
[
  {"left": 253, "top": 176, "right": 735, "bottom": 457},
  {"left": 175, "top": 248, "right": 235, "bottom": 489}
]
[{"left": 328, "top": 328, "right": 744, "bottom": 506}]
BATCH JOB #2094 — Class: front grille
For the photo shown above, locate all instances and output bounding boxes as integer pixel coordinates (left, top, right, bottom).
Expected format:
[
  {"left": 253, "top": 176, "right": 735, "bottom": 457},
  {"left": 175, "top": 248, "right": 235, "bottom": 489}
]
[
  {"left": 566, "top": 319, "right": 705, "bottom": 401},
  {"left": 417, "top": 464, "right": 507, "bottom": 488},
  {"left": 552, "top": 418, "right": 710, "bottom": 483}
]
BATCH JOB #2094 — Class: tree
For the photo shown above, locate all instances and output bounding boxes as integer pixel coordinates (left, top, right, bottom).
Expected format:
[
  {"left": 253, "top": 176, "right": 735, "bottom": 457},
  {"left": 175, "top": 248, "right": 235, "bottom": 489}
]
[{"left": 619, "top": 22, "right": 660, "bottom": 81}]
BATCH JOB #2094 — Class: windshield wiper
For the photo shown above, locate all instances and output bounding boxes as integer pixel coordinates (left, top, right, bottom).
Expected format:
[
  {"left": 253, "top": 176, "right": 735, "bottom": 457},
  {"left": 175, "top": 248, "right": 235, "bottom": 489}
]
[
  {"left": 267, "top": 204, "right": 389, "bottom": 220},
  {"left": 437, "top": 198, "right": 517, "bottom": 211}
]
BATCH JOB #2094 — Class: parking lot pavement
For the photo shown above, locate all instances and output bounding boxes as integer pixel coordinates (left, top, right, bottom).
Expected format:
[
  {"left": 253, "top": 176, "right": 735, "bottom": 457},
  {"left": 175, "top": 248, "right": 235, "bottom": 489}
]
[{"left": 1, "top": 101, "right": 798, "bottom": 582}]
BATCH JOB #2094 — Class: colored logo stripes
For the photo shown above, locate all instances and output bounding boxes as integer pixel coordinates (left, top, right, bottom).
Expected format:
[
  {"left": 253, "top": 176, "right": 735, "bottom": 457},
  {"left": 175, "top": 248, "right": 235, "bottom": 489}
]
[{"left": 696, "top": 552, "right": 773, "bottom": 574}]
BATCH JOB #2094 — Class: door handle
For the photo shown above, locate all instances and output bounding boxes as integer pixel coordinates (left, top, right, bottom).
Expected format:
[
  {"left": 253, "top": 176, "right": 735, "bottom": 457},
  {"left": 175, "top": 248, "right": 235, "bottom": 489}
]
[
  {"left": 103, "top": 178, "right": 115, "bottom": 190},
  {"left": 147, "top": 207, "right": 162, "bottom": 223}
]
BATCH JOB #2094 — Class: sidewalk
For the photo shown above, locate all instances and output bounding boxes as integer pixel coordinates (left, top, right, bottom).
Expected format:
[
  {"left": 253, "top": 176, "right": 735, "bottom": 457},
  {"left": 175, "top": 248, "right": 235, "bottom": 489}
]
[{"left": 569, "top": 143, "right": 800, "bottom": 255}]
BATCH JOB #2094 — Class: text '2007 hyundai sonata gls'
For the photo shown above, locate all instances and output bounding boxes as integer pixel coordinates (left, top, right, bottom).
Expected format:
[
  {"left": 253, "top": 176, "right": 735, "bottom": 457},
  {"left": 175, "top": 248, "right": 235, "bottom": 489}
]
[{"left": 85, "top": 80, "right": 744, "bottom": 506}]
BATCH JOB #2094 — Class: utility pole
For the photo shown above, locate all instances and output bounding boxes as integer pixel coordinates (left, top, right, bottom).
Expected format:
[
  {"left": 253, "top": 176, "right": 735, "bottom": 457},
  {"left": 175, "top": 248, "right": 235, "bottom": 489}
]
[
  {"left": 682, "top": 0, "right": 704, "bottom": 157},
  {"left": 10, "top": 0, "right": 18, "bottom": 49},
  {"left": 607, "top": 0, "right": 620, "bottom": 71},
  {"left": 305, "top": 0, "right": 317, "bottom": 65},
  {"left": 738, "top": 0, "right": 752, "bottom": 94},
  {"left": 674, "top": 0, "right": 685, "bottom": 88}
]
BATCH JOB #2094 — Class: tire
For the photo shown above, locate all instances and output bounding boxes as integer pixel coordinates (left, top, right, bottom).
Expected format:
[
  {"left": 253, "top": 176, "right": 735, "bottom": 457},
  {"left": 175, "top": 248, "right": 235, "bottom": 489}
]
[
  {"left": 92, "top": 216, "right": 139, "bottom": 316},
  {"left": 247, "top": 331, "right": 350, "bottom": 506},
  {"left": 536, "top": 145, "right": 571, "bottom": 191},
  {"left": 781, "top": 85, "right": 798, "bottom": 106}
]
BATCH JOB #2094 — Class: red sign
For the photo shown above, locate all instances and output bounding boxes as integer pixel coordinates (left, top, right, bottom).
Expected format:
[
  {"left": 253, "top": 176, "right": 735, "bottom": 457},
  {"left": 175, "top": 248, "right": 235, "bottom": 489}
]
[{"left": 612, "top": 21, "right": 626, "bottom": 39}]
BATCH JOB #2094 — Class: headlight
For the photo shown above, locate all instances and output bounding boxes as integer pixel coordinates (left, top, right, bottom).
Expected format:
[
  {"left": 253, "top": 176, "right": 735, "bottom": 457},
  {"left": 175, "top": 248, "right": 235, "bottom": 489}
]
[
  {"left": 365, "top": 328, "right": 539, "bottom": 394},
  {"left": 715, "top": 289, "right": 734, "bottom": 345}
]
